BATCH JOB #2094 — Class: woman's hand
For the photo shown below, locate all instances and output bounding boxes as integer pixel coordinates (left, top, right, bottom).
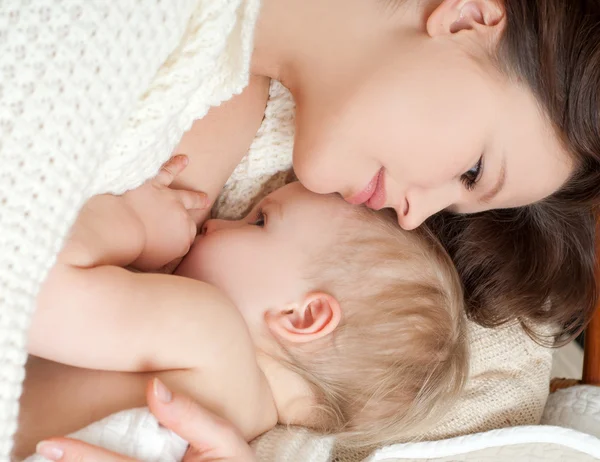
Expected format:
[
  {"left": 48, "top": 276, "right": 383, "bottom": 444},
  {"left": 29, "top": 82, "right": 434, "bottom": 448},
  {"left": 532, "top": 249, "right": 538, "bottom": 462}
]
[
  {"left": 124, "top": 155, "right": 209, "bottom": 272},
  {"left": 35, "top": 379, "right": 257, "bottom": 462}
]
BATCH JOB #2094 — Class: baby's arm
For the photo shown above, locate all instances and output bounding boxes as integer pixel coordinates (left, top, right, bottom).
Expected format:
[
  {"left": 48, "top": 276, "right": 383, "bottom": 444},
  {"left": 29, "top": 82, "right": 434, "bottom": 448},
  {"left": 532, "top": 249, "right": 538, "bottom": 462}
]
[
  {"left": 30, "top": 157, "right": 247, "bottom": 373},
  {"left": 33, "top": 265, "right": 251, "bottom": 372},
  {"left": 28, "top": 157, "right": 276, "bottom": 442}
]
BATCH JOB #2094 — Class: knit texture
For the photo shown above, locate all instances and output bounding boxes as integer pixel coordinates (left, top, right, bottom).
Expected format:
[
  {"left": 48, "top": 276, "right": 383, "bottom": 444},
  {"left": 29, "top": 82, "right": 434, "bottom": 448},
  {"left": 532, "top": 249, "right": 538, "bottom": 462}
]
[
  {"left": 213, "top": 80, "right": 296, "bottom": 219},
  {"left": 0, "top": 1, "right": 259, "bottom": 459},
  {"left": 215, "top": 81, "right": 553, "bottom": 462}
]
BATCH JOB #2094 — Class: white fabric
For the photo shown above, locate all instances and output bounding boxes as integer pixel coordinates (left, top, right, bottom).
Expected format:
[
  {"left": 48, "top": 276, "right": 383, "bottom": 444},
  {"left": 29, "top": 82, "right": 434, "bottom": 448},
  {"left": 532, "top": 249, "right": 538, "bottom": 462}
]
[
  {"left": 0, "top": 1, "right": 259, "bottom": 458},
  {"left": 369, "top": 426, "right": 600, "bottom": 461},
  {"left": 24, "top": 408, "right": 188, "bottom": 462},
  {"left": 542, "top": 386, "right": 600, "bottom": 439},
  {"left": 26, "top": 386, "right": 600, "bottom": 462},
  {"left": 375, "top": 443, "right": 599, "bottom": 462}
]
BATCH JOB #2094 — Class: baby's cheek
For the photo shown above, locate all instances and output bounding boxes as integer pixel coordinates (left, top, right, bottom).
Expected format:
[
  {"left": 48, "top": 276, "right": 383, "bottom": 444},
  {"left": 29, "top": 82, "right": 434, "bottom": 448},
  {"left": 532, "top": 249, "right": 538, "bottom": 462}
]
[
  {"left": 175, "top": 238, "right": 215, "bottom": 280},
  {"left": 181, "top": 237, "right": 240, "bottom": 286}
]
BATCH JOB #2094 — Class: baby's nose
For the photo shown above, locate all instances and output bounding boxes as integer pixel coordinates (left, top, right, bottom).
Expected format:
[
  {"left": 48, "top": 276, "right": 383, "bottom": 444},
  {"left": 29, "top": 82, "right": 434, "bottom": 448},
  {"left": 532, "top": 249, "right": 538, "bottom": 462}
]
[{"left": 201, "top": 219, "right": 217, "bottom": 235}]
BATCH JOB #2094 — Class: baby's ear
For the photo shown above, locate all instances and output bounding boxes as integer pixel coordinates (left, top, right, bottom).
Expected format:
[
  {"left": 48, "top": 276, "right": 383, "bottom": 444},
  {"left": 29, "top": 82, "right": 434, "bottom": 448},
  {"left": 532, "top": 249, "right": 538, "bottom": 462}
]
[{"left": 266, "top": 293, "right": 341, "bottom": 343}]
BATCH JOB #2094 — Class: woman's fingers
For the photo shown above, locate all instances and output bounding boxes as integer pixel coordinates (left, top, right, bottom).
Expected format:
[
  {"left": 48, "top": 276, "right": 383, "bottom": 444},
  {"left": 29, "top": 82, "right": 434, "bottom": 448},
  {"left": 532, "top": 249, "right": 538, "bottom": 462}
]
[
  {"left": 155, "top": 155, "right": 189, "bottom": 186},
  {"left": 36, "top": 439, "right": 137, "bottom": 462},
  {"left": 34, "top": 380, "right": 255, "bottom": 462},
  {"left": 147, "top": 379, "right": 256, "bottom": 461}
]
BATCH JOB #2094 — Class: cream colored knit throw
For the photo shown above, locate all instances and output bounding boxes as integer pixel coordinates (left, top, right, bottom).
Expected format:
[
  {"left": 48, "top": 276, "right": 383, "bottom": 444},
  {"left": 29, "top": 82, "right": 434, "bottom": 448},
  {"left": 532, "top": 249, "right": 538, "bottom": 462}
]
[{"left": 0, "top": 1, "right": 259, "bottom": 458}]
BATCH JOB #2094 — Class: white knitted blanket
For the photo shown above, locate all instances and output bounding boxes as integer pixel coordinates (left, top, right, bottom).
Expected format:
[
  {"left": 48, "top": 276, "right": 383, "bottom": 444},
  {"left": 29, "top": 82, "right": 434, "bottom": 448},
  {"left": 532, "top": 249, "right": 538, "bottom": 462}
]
[{"left": 0, "top": 1, "right": 259, "bottom": 459}]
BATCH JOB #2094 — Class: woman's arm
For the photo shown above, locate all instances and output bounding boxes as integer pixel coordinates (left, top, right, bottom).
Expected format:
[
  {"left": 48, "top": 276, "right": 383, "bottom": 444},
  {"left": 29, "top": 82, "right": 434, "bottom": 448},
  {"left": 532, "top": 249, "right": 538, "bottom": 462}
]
[{"left": 171, "top": 75, "right": 270, "bottom": 213}]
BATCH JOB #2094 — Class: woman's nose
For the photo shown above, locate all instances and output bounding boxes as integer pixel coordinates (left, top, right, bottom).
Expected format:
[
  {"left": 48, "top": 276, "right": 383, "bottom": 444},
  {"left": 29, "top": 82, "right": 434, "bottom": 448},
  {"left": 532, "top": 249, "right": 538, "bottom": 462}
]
[{"left": 397, "top": 185, "right": 458, "bottom": 230}]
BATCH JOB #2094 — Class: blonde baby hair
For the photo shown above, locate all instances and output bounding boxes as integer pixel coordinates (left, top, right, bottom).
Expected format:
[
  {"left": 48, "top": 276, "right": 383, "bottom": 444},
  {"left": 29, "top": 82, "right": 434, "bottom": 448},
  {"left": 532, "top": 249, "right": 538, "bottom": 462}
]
[{"left": 279, "top": 206, "right": 468, "bottom": 450}]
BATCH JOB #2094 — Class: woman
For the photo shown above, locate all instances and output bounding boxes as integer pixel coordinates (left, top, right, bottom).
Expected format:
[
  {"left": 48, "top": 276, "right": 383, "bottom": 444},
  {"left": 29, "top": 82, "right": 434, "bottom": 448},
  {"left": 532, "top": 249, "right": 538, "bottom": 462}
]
[
  {"left": 173, "top": 0, "right": 600, "bottom": 344},
  {"left": 5, "top": 0, "right": 599, "bottom": 459}
]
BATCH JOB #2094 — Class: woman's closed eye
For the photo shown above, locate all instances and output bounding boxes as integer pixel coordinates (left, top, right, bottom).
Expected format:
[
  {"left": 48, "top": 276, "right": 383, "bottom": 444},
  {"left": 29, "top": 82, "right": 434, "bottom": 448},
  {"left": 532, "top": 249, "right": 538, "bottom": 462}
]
[{"left": 460, "top": 156, "right": 484, "bottom": 191}]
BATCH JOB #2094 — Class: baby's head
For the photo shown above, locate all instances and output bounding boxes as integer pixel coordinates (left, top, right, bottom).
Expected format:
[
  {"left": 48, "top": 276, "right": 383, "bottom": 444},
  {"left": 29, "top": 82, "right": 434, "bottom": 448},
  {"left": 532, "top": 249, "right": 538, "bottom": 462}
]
[{"left": 176, "top": 182, "right": 467, "bottom": 448}]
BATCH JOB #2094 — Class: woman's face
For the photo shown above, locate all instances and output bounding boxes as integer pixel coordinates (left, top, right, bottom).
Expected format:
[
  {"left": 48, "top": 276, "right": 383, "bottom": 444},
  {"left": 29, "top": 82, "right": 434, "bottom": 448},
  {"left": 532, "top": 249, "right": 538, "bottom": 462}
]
[{"left": 288, "top": 2, "right": 574, "bottom": 230}]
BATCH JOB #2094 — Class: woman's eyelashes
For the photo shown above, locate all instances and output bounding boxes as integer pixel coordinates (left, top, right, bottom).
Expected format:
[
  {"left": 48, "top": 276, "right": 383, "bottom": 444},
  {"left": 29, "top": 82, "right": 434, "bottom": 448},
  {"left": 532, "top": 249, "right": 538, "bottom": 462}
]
[{"left": 460, "top": 156, "right": 484, "bottom": 191}]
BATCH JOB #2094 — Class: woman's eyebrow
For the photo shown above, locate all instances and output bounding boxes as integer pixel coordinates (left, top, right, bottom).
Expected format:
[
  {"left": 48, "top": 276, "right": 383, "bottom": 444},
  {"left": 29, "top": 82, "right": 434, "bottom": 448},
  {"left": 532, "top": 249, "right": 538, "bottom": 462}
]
[{"left": 480, "top": 159, "right": 507, "bottom": 204}]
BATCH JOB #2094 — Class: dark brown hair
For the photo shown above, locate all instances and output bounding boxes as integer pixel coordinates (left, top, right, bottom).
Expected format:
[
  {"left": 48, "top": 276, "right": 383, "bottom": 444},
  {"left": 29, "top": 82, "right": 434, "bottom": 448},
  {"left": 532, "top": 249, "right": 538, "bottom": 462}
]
[{"left": 429, "top": 1, "right": 600, "bottom": 345}]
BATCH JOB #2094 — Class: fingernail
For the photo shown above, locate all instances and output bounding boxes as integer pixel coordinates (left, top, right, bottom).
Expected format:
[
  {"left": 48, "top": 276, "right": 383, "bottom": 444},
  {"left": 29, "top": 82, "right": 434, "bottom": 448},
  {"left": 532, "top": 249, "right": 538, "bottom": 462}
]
[
  {"left": 36, "top": 441, "right": 64, "bottom": 461},
  {"left": 200, "top": 193, "right": 209, "bottom": 207},
  {"left": 153, "top": 378, "right": 172, "bottom": 403}
]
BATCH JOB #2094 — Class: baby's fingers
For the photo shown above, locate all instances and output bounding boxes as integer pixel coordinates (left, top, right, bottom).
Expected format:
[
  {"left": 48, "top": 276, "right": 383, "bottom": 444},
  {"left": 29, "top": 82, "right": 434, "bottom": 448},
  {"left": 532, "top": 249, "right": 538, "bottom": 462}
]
[
  {"left": 188, "top": 208, "right": 210, "bottom": 228},
  {"left": 155, "top": 155, "right": 189, "bottom": 186},
  {"left": 176, "top": 189, "right": 209, "bottom": 210}
]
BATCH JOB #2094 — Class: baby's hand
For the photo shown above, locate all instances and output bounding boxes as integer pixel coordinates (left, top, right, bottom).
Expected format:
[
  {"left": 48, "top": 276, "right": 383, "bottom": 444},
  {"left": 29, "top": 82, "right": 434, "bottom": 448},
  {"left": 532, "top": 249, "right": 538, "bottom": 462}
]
[{"left": 124, "top": 155, "right": 208, "bottom": 271}]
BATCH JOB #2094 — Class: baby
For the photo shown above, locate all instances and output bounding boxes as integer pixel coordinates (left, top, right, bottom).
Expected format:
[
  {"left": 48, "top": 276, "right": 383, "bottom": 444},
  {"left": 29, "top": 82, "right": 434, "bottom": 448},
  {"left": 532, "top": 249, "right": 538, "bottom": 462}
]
[{"left": 17, "top": 157, "right": 468, "bottom": 459}]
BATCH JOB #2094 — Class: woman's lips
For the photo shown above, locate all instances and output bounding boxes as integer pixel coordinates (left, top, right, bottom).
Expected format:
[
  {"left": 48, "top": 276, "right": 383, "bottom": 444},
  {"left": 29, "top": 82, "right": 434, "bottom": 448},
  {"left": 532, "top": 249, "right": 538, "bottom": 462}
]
[
  {"left": 366, "top": 170, "right": 386, "bottom": 210},
  {"left": 346, "top": 169, "right": 386, "bottom": 210}
]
